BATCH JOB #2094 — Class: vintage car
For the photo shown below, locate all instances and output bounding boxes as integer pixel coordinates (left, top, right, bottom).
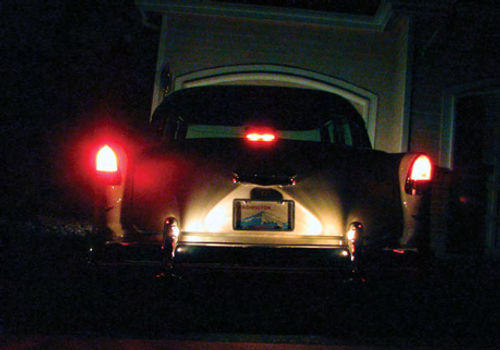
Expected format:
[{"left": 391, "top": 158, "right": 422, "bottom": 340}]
[{"left": 89, "top": 85, "right": 432, "bottom": 278}]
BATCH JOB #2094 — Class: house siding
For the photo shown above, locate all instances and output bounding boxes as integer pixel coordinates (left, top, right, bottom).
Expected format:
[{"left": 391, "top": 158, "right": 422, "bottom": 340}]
[
  {"left": 393, "top": 0, "right": 499, "bottom": 162},
  {"left": 393, "top": 0, "right": 499, "bottom": 254}
]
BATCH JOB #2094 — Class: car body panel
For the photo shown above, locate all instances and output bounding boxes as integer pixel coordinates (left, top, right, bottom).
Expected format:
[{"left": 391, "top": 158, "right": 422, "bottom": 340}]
[{"left": 89, "top": 86, "right": 431, "bottom": 276}]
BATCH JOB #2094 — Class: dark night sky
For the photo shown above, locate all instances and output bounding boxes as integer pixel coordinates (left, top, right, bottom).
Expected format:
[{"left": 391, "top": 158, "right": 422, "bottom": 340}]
[{"left": 3, "top": 0, "right": 157, "bottom": 121}]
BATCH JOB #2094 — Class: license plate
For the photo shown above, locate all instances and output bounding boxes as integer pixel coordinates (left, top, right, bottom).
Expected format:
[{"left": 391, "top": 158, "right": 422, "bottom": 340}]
[{"left": 233, "top": 199, "right": 294, "bottom": 231}]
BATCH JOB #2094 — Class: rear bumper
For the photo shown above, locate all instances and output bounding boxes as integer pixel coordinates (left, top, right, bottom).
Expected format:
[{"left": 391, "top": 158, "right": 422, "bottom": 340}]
[{"left": 171, "top": 245, "right": 353, "bottom": 275}]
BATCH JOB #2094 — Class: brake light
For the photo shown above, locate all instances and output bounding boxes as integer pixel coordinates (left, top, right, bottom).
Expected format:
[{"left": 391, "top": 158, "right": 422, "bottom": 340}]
[
  {"left": 405, "top": 155, "right": 432, "bottom": 195},
  {"left": 409, "top": 155, "right": 432, "bottom": 181},
  {"left": 246, "top": 133, "right": 276, "bottom": 142},
  {"left": 96, "top": 145, "right": 118, "bottom": 172}
]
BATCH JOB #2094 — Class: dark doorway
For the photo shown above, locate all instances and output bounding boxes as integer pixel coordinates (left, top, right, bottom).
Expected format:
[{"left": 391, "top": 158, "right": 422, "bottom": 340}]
[{"left": 448, "top": 93, "right": 500, "bottom": 254}]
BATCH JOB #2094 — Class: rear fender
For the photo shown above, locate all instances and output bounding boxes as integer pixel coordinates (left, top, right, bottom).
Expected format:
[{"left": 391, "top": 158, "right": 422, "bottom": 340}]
[
  {"left": 92, "top": 144, "right": 128, "bottom": 241},
  {"left": 398, "top": 153, "right": 432, "bottom": 250}
]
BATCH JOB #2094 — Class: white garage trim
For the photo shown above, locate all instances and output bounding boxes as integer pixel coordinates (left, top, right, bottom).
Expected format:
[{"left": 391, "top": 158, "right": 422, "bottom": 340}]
[{"left": 173, "top": 65, "right": 378, "bottom": 147}]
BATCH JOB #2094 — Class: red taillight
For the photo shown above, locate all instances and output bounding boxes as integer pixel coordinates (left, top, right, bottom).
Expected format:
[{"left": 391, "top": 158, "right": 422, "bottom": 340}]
[
  {"left": 406, "top": 154, "right": 432, "bottom": 195},
  {"left": 409, "top": 155, "right": 432, "bottom": 181},
  {"left": 96, "top": 145, "right": 118, "bottom": 172},
  {"left": 246, "top": 132, "right": 276, "bottom": 142}
]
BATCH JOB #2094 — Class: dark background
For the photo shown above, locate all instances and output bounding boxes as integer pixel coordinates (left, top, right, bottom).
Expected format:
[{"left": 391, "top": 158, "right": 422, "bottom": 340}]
[
  {"left": 2, "top": 1, "right": 499, "bottom": 347},
  {"left": 1, "top": 0, "right": 389, "bottom": 223},
  {"left": 2, "top": 0, "right": 158, "bottom": 222}
]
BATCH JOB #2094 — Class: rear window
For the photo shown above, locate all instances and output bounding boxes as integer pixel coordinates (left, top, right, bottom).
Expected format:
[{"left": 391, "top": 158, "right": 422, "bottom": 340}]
[{"left": 152, "top": 86, "right": 371, "bottom": 148}]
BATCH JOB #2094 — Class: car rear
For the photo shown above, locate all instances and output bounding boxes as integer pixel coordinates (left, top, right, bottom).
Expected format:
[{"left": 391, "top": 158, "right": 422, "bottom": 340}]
[{"left": 89, "top": 86, "right": 432, "bottom": 278}]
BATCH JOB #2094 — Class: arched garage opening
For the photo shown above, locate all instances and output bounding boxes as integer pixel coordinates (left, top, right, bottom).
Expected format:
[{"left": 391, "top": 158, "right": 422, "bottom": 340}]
[{"left": 171, "top": 65, "right": 378, "bottom": 146}]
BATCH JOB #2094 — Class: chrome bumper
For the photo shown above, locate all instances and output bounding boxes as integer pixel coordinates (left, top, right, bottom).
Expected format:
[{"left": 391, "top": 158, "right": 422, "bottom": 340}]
[{"left": 171, "top": 245, "right": 352, "bottom": 274}]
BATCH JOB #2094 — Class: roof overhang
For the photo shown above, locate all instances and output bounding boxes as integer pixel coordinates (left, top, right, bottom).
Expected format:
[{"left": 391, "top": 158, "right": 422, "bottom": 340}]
[{"left": 136, "top": 0, "right": 393, "bottom": 31}]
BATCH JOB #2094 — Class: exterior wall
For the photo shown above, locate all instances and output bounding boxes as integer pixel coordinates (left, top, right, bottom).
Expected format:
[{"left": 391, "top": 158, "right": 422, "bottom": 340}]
[
  {"left": 394, "top": 0, "right": 498, "bottom": 165},
  {"left": 392, "top": 15, "right": 412, "bottom": 152},
  {"left": 392, "top": 0, "right": 499, "bottom": 255},
  {"left": 153, "top": 11, "right": 410, "bottom": 153},
  {"left": 483, "top": 93, "right": 500, "bottom": 256}
]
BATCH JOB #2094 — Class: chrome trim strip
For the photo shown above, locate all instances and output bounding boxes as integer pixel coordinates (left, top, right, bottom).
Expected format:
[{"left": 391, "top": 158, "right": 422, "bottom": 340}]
[
  {"left": 179, "top": 232, "right": 345, "bottom": 247},
  {"left": 178, "top": 242, "right": 345, "bottom": 249},
  {"left": 173, "top": 264, "right": 348, "bottom": 273}
]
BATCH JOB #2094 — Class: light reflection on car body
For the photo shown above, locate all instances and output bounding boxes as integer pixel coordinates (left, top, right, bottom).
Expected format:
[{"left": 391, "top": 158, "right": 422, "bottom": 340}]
[{"left": 89, "top": 86, "right": 432, "bottom": 278}]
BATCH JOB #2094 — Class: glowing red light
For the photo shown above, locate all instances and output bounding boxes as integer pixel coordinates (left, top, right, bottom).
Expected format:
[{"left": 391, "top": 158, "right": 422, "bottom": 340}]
[
  {"left": 246, "top": 133, "right": 276, "bottom": 142},
  {"left": 410, "top": 155, "right": 432, "bottom": 181},
  {"left": 96, "top": 145, "right": 118, "bottom": 172},
  {"left": 392, "top": 249, "right": 405, "bottom": 254}
]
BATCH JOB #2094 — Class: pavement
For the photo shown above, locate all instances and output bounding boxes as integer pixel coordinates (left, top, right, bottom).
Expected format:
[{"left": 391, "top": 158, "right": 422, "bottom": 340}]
[
  {"left": 0, "top": 334, "right": 460, "bottom": 350},
  {"left": 2, "top": 219, "right": 499, "bottom": 349}
]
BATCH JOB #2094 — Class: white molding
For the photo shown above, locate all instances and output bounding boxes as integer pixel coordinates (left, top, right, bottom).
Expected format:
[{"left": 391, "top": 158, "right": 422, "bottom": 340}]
[
  {"left": 400, "top": 15, "right": 413, "bottom": 153},
  {"left": 150, "top": 15, "right": 169, "bottom": 122},
  {"left": 440, "top": 91, "right": 455, "bottom": 169},
  {"left": 172, "top": 65, "right": 378, "bottom": 147},
  {"left": 136, "top": 0, "right": 393, "bottom": 31}
]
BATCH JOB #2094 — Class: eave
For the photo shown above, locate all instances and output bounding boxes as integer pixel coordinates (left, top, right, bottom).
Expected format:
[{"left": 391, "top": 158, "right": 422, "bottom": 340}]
[{"left": 136, "top": 0, "right": 393, "bottom": 31}]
